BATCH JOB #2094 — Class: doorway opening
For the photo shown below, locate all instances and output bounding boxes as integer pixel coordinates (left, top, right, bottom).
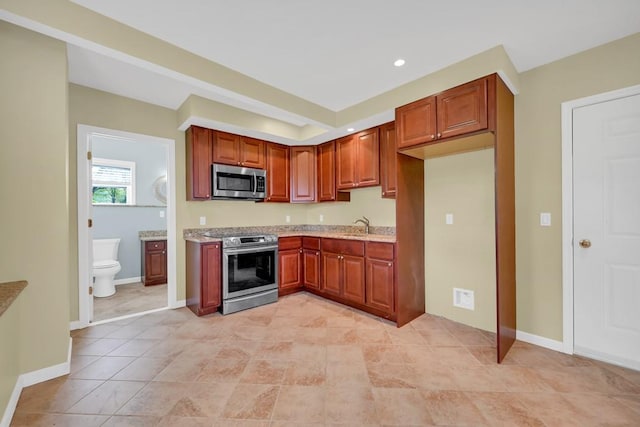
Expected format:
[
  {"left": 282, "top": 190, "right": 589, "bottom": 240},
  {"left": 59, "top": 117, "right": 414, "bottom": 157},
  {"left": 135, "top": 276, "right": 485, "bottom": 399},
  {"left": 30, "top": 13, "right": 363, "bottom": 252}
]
[{"left": 75, "top": 124, "right": 178, "bottom": 328}]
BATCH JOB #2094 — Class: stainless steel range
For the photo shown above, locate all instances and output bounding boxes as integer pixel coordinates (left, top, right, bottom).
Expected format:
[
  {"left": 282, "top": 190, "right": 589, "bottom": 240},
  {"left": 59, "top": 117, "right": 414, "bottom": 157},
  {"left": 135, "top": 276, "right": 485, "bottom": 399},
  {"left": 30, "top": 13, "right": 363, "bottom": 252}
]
[{"left": 221, "top": 234, "right": 278, "bottom": 314}]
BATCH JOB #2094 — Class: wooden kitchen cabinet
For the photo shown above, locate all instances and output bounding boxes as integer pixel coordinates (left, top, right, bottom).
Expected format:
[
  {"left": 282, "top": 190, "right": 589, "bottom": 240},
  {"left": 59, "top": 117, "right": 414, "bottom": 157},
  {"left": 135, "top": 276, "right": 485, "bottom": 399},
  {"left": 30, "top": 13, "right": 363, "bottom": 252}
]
[
  {"left": 336, "top": 127, "right": 380, "bottom": 190},
  {"left": 396, "top": 76, "right": 491, "bottom": 149},
  {"left": 266, "top": 142, "right": 290, "bottom": 202},
  {"left": 278, "top": 237, "right": 303, "bottom": 295},
  {"left": 212, "top": 132, "right": 265, "bottom": 169},
  {"left": 379, "top": 121, "right": 397, "bottom": 198},
  {"left": 186, "top": 125, "right": 212, "bottom": 200},
  {"left": 365, "top": 242, "right": 395, "bottom": 315},
  {"left": 317, "top": 141, "right": 350, "bottom": 202},
  {"left": 290, "top": 146, "right": 316, "bottom": 203},
  {"left": 186, "top": 241, "right": 222, "bottom": 316},
  {"left": 302, "top": 237, "right": 321, "bottom": 290},
  {"left": 141, "top": 240, "right": 167, "bottom": 286},
  {"left": 320, "top": 238, "right": 365, "bottom": 304}
]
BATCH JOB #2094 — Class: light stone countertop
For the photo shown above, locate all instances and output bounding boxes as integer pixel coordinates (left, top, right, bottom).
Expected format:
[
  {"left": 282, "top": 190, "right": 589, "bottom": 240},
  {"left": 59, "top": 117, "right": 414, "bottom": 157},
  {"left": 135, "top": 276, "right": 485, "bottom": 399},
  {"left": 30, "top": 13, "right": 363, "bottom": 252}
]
[
  {"left": 0, "top": 280, "right": 27, "bottom": 317},
  {"left": 183, "top": 225, "right": 396, "bottom": 244},
  {"left": 139, "top": 230, "right": 167, "bottom": 241}
]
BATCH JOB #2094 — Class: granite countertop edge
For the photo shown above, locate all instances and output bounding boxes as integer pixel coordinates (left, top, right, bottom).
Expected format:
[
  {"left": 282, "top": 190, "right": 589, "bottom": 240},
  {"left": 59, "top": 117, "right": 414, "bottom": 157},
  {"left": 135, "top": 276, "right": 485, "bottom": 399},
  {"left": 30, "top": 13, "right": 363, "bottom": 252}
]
[
  {"left": 139, "top": 230, "right": 167, "bottom": 241},
  {"left": 184, "top": 225, "right": 396, "bottom": 244},
  {"left": 0, "top": 280, "right": 27, "bottom": 317}
]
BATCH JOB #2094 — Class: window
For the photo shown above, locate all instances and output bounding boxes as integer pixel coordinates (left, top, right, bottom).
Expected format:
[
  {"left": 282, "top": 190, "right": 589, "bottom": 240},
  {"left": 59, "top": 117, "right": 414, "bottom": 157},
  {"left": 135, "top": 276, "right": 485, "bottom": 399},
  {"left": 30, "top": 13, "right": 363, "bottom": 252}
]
[{"left": 92, "top": 158, "right": 136, "bottom": 205}]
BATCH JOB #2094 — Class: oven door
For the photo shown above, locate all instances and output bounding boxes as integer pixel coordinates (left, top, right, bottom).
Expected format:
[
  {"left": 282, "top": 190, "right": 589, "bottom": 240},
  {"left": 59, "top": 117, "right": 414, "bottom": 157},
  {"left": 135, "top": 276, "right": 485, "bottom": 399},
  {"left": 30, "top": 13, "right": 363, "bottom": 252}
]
[{"left": 222, "top": 245, "right": 278, "bottom": 299}]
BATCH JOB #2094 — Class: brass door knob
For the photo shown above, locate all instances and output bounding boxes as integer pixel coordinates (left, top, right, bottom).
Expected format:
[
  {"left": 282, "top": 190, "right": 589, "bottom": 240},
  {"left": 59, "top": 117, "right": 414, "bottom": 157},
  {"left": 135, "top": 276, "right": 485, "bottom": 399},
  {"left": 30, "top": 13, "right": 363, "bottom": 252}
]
[{"left": 579, "top": 239, "right": 592, "bottom": 248}]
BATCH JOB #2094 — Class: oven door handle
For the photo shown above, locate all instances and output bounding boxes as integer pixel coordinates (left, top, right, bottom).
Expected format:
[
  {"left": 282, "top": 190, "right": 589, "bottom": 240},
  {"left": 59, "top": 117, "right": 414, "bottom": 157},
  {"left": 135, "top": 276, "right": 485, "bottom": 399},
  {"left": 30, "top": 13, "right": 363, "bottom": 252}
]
[{"left": 223, "top": 245, "right": 278, "bottom": 255}]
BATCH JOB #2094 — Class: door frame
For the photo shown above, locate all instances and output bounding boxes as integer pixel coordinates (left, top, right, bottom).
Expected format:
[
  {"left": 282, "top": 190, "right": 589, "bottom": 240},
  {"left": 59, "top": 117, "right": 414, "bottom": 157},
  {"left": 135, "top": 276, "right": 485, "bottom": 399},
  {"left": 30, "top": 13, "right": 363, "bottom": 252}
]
[
  {"left": 561, "top": 83, "right": 640, "bottom": 355},
  {"left": 75, "top": 124, "right": 178, "bottom": 329}
]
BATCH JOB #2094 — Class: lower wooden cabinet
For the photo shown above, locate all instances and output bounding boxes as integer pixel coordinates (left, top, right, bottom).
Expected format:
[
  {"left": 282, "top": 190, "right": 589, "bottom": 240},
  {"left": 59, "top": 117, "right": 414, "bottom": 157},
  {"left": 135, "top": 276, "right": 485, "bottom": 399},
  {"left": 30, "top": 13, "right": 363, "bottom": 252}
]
[
  {"left": 278, "top": 237, "right": 303, "bottom": 295},
  {"left": 186, "top": 241, "right": 222, "bottom": 316},
  {"left": 302, "top": 237, "right": 321, "bottom": 290},
  {"left": 365, "top": 241, "right": 395, "bottom": 315},
  {"left": 142, "top": 240, "right": 167, "bottom": 286},
  {"left": 320, "top": 239, "right": 366, "bottom": 305}
]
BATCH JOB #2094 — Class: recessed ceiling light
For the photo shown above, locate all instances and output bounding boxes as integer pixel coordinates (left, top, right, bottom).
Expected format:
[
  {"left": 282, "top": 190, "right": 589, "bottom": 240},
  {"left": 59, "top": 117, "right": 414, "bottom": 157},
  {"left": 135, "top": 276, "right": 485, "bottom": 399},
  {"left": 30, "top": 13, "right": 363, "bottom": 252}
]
[
  {"left": 347, "top": 128, "right": 355, "bottom": 132},
  {"left": 394, "top": 59, "right": 406, "bottom": 67}
]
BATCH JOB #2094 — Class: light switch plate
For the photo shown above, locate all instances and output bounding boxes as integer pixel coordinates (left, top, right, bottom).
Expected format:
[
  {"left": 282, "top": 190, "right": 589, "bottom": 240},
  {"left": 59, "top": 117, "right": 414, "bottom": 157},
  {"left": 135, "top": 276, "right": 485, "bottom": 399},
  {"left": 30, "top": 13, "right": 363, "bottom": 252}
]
[
  {"left": 159, "top": 210, "right": 165, "bottom": 218},
  {"left": 285, "top": 215, "right": 291, "bottom": 223},
  {"left": 199, "top": 216, "right": 206, "bottom": 225},
  {"left": 540, "top": 212, "right": 551, "bottom": 227},
  {"left": 445, "top": 213, "right": 454, "bottom": 225},
  {"left": 319, "top": 214, "right": 324, "bottom": 222}
]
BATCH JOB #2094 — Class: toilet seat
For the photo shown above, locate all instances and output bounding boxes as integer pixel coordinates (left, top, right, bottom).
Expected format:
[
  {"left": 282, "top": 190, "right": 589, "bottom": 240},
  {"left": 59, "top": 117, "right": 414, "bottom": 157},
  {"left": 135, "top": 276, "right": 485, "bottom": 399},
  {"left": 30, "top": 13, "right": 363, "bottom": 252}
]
[{"left": 94, "top": 260, "right": 120, "bottom": 269}]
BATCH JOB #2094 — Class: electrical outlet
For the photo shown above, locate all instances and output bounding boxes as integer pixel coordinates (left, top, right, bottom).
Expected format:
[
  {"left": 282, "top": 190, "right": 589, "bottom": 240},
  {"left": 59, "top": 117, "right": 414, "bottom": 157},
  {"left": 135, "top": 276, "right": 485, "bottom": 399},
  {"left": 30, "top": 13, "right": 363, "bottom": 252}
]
[
  {"left": 159, "top": 210, "right": 165, "bottom": 218},
  {"left": 319, "top": 214, "right": 324, "bottom": 223},
  {"left": 540, "top": 212, "right": 551, "bottom": 226},
  {"left": 453, "top": 288, "right": 474, "bottom": 310},
  {"left": 285, "top": 215, "right": 291, "bottom": 223},
  {"left": 199, "top": 216, "right": 206, "bottom": 225},
  {"left": 445, "top": 213, "right": 454, "bottom": 225}
]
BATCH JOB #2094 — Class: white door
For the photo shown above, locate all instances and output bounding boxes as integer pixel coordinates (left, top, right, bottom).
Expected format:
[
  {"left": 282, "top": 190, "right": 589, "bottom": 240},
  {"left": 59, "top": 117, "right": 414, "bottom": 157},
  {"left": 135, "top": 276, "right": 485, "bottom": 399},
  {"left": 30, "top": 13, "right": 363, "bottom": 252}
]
[{"left": 573, "top": 93, "right": 640, "bottom": 370}]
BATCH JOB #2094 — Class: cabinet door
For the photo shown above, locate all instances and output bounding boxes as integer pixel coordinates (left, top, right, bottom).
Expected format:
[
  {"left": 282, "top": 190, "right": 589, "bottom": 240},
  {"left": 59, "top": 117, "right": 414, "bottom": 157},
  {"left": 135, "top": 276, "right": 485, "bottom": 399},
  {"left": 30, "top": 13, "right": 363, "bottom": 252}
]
[
  {"left": 212, "top": 131, "right": 241, "bottom": 166},
  {"left": 145, "top": 245, "right": 167, "bottom": 286},
  {"left": 317, "top": 141, "right": 336, "bottom": 201},
  {"left": 336, "top": 134, "right": 357, "bottom": 190},
  {"left": 436, "top": 78, "right": 488, "bottom": 140},
  {"left": 366, "top": 258, "right": 395, "bottom": 314},
  {"left": 322, "top": 252, "right": 341, "bottom": 296},
  {"left": 396, "top": 96, "right": 437, "bottom": 149},
  {"left": 303, "top": 249, "right": 321, "bottom": 290},
  {"left": 240, "top": 137, "right": 265, "bottom": 169},
  {"left": 279, "top": 249, "right": 302, "bottom": 291},
  {"left": 266, "top": 143, "right": 290, "bottom": 202},
  {"left": 380, "top": 122, "right": 397, "bottom": 199},
  {"left": 342, "top": 255, "right": 365, "bottom": 305},
  {"left": 290, "top": 146, "right": 316, "bottom": 203},
  {"left": 186, "top": 126, "right": 212, "bottom": 200},
  {"left": 356, "top": 127, "right": 380, "bottom": 187},
  {"left": 201, "top": 243, "right": 221, "bottom": 309}
]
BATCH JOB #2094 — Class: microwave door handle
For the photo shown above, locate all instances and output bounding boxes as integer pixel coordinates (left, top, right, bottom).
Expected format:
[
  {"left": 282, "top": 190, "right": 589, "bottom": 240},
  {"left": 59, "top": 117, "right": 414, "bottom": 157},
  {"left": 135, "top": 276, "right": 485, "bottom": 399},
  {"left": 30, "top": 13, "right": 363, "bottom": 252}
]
[{"left": 253, "top": 171, "right": 257, "bottom": 195}]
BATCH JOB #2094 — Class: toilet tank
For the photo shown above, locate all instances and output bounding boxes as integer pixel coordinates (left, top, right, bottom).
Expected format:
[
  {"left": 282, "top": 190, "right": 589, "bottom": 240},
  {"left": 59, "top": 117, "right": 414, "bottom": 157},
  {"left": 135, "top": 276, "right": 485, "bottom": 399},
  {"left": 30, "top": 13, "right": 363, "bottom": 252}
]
[{"left": 93, "top": 238, "right": 121, "bottom": 262}]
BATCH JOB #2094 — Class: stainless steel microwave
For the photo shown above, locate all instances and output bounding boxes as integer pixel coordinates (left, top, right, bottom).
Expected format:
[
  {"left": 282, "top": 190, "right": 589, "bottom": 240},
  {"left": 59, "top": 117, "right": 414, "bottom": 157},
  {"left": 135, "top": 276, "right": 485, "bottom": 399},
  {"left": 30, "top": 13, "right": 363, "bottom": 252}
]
[{"left": 211, "top": 163, "right": 266, "bottom": 200}]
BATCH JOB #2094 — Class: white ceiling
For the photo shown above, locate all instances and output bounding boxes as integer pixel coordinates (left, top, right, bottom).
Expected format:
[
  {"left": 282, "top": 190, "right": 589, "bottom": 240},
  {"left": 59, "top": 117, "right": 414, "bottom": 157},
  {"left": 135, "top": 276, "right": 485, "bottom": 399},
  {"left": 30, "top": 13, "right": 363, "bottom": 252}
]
[{"left": 68, "top": 0, "right": 640, "bottom": 124}]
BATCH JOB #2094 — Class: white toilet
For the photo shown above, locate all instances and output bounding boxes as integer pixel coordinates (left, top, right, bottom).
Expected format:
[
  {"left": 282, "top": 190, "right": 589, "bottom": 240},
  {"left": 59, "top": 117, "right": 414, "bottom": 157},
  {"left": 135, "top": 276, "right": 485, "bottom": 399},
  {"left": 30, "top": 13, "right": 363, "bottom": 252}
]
[{"left": 92, "top": 238, "right": 122, "bottom": 298}]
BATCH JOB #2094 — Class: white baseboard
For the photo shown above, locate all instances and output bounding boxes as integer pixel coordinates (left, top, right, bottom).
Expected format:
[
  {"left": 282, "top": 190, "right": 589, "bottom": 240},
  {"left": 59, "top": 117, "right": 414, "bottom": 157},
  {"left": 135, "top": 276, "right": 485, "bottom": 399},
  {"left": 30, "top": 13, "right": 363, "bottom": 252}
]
[
  {"left": 171, "top": 299, "right": 186, "bottom": 309},
  {"left": 1, "top": 338, "right": 72, "bottom": 427},
  {"left": 69, "top": 320, "right": 84, "bottom": 331},
  {"left": 516, "top": 329, "right": 566, "bottom": 353},
  {"left": 114, "top": 277, "right": 141, "bottom": 286}
]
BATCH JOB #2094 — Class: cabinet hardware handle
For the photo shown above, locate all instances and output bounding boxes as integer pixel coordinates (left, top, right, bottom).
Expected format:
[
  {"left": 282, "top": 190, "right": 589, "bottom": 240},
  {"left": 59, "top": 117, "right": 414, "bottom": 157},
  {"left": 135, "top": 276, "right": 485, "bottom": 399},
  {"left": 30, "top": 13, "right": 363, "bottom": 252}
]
[
  {"left": 431, "top": 134, "right": 435, "bottom": 139},
  {"left": 206, "top": 194, "right": 210, "bottom": 197},
  {"left": 437, "top": 132, "right": 442, "bottom": 138},
  {"left": 388, "top": 262, "right": 391, "bottom": 266},
  {"left": 162, "top": 251, "right": 166, "bottom": 254},
  {"left": 316, "top": 252, "right": 319, "bottom": 255},
  {"left": 299, "top": 249, "right": 303, "bottom": 253},
  {"left": 579, "top": 239, "right": 592, "bottom": 248}
]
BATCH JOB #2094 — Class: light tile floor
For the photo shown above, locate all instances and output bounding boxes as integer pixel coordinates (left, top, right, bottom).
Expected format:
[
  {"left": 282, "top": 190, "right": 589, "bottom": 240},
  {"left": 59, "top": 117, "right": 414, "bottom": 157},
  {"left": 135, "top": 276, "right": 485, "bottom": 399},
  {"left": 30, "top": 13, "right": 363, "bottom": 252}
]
[
  {"left": 94, "top": 283, "right": 167, "bottom": 322},
  {"left": 11, "top": 292, "right": 640, "bottom": 426}
]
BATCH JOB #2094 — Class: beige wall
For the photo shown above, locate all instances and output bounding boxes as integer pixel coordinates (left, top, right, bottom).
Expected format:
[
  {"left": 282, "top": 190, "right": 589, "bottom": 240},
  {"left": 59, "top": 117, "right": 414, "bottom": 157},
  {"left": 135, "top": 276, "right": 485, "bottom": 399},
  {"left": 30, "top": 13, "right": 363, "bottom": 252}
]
[
  {"left": 424, "top": 149, "right": 496, "bottom": 332},
  {"left": 514, "top": 32, "right": 640, "bottom": 341},
  {"left": 0, "top": 22, "right": 70, "bottom": 376},
  {"left": 0, "top": 297, "right": 21, "bottom": 422}
]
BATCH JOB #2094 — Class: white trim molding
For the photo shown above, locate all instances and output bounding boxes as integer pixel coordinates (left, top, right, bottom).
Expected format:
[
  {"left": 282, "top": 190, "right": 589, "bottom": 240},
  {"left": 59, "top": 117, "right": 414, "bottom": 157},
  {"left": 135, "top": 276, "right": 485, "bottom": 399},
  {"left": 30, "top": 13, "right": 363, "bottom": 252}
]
[
  {"left": 561, "top": 83, "right": 640, "bottom": 356},
  {"left": 0, "top": 338, "right": 72, "bottom": 427},
  {"left": 114, "top": 277, "right": 142, "bottom": 286},
  {"left": 516, "top": 329, "right": 565, "bottom": 353}
]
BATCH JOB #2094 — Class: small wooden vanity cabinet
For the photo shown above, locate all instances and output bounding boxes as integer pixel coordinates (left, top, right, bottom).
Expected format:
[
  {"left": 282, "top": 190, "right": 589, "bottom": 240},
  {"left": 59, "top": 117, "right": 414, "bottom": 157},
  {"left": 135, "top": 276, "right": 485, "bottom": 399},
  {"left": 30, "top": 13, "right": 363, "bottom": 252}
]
[
  {"left": 141, "top": 239, "right": 167, "bottom": 286},
  {"left": 186, "top": 241, "right": 222, "bottom": 316}
]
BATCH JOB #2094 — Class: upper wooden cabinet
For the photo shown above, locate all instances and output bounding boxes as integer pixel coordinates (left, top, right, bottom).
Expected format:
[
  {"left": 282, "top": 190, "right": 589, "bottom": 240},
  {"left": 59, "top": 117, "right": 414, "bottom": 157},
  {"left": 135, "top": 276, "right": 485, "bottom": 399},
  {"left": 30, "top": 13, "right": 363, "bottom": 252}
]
[
  {"left": 336, "top": 127, "right": 380, "bottom": 190},
  {"left": 379, "top": 121, "right": 397, "bottom": 199},
  {"left": 266, "top": 142, "right": 290, "bottom": 202},
  {"left": 290, "top": 146, "right": 316, "bottom": 203},
  {"left": 317, "top": 141, "right": 350, "bottom": 202},
  {"left": 396, "top": 76, "right": 491, "bottom": 149},
  {"left": 186, "top": 125, "right": 212, "bottom": 200},
  {"left": 212, "top": 131, "right": 265, "bottom": 169}
]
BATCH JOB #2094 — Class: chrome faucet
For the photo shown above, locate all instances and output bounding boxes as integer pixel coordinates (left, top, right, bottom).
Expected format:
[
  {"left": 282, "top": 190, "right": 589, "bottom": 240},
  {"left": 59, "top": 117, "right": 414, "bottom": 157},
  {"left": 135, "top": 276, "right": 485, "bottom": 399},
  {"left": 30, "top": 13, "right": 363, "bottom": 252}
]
[{"left": 354, "top": 216, "right": 370, "bottom": 234}]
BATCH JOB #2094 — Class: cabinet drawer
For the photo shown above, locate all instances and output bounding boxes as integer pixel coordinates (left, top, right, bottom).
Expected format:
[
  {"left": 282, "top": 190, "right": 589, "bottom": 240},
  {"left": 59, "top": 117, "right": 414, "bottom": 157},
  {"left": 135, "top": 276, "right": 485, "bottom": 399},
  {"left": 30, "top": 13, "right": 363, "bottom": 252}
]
[
  {"left": 279, "top": 236, "right": 302, "bottom": 251},
  {"left": 322, "top": 238, "right": 364, "bottom": 257},
  {"left": 302, "top": 237, "right": 320, "bottom": 250},
  {"left": 366, "top": 242, "right": 394, "bottom": 260},
  {"left": 145, "top": 240, "right": 166, "bottom": 251}
]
